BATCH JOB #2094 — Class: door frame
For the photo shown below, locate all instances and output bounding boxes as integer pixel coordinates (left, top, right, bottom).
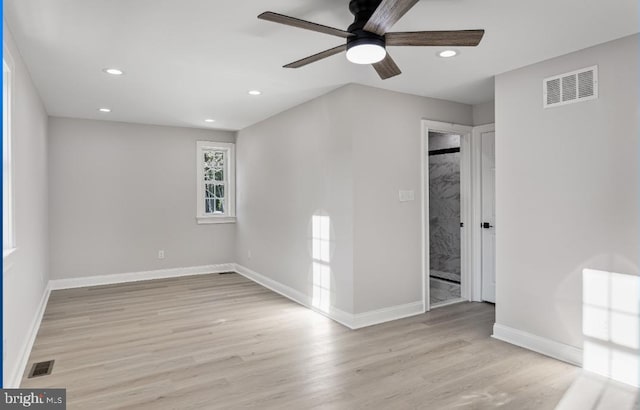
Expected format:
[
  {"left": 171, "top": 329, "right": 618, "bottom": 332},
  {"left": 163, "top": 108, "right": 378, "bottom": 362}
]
[
  {"left": 471, "top": 123, "right": 496, "bottom": 301},
  {"left": 421, "top": 120, "right": 473, "bottom": 311}
]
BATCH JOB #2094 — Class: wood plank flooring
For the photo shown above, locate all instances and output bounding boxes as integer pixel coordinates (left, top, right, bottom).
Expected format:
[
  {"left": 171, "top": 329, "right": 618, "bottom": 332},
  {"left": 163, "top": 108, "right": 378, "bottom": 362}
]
[{"left": 22, "top": 273, "right": 582, "bottom": 409}]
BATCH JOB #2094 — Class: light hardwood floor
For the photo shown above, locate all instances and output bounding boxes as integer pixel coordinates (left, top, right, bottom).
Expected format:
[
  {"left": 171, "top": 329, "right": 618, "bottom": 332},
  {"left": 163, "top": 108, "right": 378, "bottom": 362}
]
[{"left": 22, "top": 273, "right": 582, "bottom": 409}]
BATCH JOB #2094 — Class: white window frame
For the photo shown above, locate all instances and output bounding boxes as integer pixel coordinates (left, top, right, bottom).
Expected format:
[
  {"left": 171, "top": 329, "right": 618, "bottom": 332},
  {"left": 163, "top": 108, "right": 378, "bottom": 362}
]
[
  {"left": 196, "top": 141, "right": 236, "bottom": 224},
  {"left": 3, "top": 44, "right": 16, "bottom": 259}
]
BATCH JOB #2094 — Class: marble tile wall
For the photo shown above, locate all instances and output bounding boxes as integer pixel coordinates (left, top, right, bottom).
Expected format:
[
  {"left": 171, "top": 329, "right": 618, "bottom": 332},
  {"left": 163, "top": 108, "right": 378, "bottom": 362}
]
[{"left": 428, "top": 132, "right": 461, "bottom": 283}]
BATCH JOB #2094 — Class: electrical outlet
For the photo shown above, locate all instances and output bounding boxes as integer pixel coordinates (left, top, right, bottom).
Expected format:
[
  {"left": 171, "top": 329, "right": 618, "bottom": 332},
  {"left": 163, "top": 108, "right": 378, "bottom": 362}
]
[
  {"left": 247, "top": 250, "right": 252, "bottom": 260},
  {"left": 158, "top": 250, "right": 165, "bottom": 259}
]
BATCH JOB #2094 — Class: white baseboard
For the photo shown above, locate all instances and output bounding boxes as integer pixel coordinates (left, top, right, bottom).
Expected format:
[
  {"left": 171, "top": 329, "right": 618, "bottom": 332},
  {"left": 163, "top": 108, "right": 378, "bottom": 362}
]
[
  {"left": 430, "top": 297, "right": 466, "bottom": 310},
  {"left": 352, "top": 301, "right": 425, "bottom": 329},
  {"left": 6, "top": 282, "right": 52, "bottom": 388},
  {"left": 49, "top": 263, "right": 235, "bottom": 290},
  {"left": 492, "top": 323, "right": 583, "bottom": 366},
  {"left": 10, "top": 262, "right": 428, "bottom": 388},
  {"left": 233, "top": 264, "right": 424, "bottom": 330},
  {"left": 233, "top": 263, "right": 355, "bottom": 329},
  {"left": 8, "top": 263, "right": 233, "bottom": 387}
]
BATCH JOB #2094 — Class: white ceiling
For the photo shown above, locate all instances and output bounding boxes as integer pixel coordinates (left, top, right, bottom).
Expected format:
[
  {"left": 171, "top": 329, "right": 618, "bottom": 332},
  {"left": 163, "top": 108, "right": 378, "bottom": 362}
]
[{"left": 5, "top": 0, "right": 639, "bottom": 131}]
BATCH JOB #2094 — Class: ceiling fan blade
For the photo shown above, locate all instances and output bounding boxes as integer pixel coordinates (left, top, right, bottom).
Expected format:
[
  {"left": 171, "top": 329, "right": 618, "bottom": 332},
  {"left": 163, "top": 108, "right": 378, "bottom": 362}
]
[
  {"left": 386, "top": 30, "right": 485, "bottom": 47},
  {"left": 372, "top": 53, "right": 402, "bottom": 80},
  {"left": 363, "top": 0, "right": 420, "bottom": 36},
  {"left": 258, "top": 12, "right": 352, "bottom": 38},
  {"left": 284, "top": 44, "right": 347, "bottom": 69}
]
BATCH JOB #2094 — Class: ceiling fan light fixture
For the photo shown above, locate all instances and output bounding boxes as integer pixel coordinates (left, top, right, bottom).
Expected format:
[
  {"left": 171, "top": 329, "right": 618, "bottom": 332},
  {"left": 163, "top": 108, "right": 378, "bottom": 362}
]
[{"left": 346, "top": 36, "right": 386, "bottom": 65}]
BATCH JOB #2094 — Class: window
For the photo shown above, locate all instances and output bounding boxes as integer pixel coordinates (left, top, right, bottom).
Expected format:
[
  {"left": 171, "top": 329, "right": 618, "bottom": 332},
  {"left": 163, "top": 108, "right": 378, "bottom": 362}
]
[
  {"left": 3, "top": 54, "right": 15, "bottom": 255},
  {"left": 196, "top": 141, "right": 235, "bottom": 224}
]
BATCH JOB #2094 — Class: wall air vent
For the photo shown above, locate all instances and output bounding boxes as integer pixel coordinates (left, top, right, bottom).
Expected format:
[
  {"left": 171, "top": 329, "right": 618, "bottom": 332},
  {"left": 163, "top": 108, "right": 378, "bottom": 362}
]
[{"left": 543, "top": 65, "right": 598, "bottom": 108}]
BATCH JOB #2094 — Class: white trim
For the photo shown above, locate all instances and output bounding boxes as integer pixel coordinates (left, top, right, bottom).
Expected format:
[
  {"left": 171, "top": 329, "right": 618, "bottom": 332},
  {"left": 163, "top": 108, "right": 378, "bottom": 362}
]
[
  {"left": 49, "top": 263, "right": 235, "bottom": 290},
  {"left": 6, "top": 282, "right": 51, "bottom": 388},
  {"left": 9, "top": 264, "right": 232, "bottom": 387},
  {"left": 351, "top": 301, "right": 424, "bottom": 329},
  {"left": 3, "top": 43, "right": 16, "bottom": 252},
  {"left": 11, "top": 262, "right": 429, "bottom": 388},
  {"left": 420, "top": 121, "right": 428, "bottom": 312},
  {"left": 460, "top": 132, "right": 472, "bottom": 300},
  {"left": 234, "top": 264, "right": 425, "bottom": 330},
  {"left": 233, "top": 263, "right": 354, "bottom": 329},
  {"left": 2, "top": 247, "right": 17, "bottom": 260},
  {"left": 471, "top": 123, "right": 495, "bottom": 302},
  {"left": 2, "top": 247, "right": 17, "bottom": 278},
  {"left": 421, "top": 120, "right": 473, "bottom": 309},
  {"left": 196, "top": 216, "right": 237, "bottom": 224},
  {"left": 196, "top": 141, "right": 236, "bottom": 220},
  {"left": 430, "top": 297, "right": 466, "bottom": 310},
  {"left": 492, "top": 323, "right": 583, "bottom": 367}
]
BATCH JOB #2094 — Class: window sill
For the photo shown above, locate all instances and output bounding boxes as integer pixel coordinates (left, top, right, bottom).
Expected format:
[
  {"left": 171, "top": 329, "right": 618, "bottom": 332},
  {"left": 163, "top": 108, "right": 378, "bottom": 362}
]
[
  {"left": 3, "top": 247, "right": 17, "bottom": 275},
  {"left": 197, "top": 216, "right": 237, "bottom": 225},
  {"left": 3, "top": 247, "right": 17, "bottom": 260}
]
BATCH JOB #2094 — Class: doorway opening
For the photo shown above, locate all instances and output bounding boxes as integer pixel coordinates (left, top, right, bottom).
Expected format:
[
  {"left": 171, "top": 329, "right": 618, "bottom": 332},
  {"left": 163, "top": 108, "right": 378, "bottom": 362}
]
[
  {"left": 421, "top": 120, "right": 495, "bottom": 310},
  {"left": 422, "top": 120, "right": 472, "bottom": 310},
  {"left": 428, "top": 131, "right": 463, "bottom": 306}
]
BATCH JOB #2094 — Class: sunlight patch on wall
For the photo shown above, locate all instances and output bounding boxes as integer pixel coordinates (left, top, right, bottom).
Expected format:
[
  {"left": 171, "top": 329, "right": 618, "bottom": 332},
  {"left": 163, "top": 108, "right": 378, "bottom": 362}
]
[
  {"left": 312, "top": 214, "right": 331, "bottom": 313},
  {"left": 583, "top": 268, "right": 639, "bottom": 387}
]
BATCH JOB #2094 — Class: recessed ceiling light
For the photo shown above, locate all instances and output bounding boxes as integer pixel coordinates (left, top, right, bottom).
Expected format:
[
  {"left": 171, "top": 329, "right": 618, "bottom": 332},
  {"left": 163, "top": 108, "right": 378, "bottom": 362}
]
[
  {"left": 248, "top": 90, "right": 262, "bottom": 96},
  {"left": 98, "top": 108, "right": 111, "bottom": 113},
  {"left": 204, "top": 119, "right": 216, "bottom": 123},
  {"left": 438, "top": 50, "right": 458, "bottom": 58},
  {"left": 103, "top": 68, "right": 124, "bottom": 76}
]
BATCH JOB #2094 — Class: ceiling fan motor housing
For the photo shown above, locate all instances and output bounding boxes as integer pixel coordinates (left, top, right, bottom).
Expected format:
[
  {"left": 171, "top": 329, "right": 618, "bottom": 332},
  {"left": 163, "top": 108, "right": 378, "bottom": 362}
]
[
  {"left": 348, "top": 0, "right": 386, "bottom": 53},
  {"left": 348, "top": 0, "right": 383, "bottom": 32}
]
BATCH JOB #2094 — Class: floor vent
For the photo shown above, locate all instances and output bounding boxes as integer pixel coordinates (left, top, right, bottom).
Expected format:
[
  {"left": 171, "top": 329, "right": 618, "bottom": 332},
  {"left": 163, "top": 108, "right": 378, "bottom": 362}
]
[
  {"left": 544, "top": 65, "right": 598, "bottom": 108},
  {"left": 218, "top": 271, "right": 236, "bottom": 275},
  {"left": 28, "top": 360, "right": 55, "bottom": 378}
]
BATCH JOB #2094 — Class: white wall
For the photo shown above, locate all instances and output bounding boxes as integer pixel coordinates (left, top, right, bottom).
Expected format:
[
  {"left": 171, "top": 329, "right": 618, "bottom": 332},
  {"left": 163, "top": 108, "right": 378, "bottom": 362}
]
[
  {"left": 346, "top": 84, "right": 472, "bottom": 313},
  {"left": 48, "top": 117, "right": 236, "bottom": 279},
  {"left": 3, "top": 24, "right": 50, "bottom": 386},
  {"left": 236, "top": 83, "right": 472, "bottom": 316},
  {"left": 495, "top": 34, "right": 639, "bottom": 349},
  {"left": 236, "top": 86, "right": 355, "bottom": 313},
  {"left": 472, "top": 101, "right": 495, "bottom": 126}
]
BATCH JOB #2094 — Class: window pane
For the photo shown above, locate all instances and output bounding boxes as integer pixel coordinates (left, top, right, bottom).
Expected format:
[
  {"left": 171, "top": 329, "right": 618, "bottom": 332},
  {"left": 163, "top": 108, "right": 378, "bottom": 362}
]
[
  {"left": 215, "top": 199, "right": 225, "bottom": 213},
  {"left": 204, "top": 152, "right": 215, "bottom": 165},
  {"left": 214, "top": 184, "right": 224, "bottom": 199},
  {"left": 214, "top": 168, "right": 224, "bottom": 181},
  {"left": 205, "top": 184, "right": 215, "bottom": 199},
  {"left": 214, "top": 151, "right": 224, "bottom": 167},
  {"left": 204, "top": 167, "right": 215, "bottom": 181},
  {"left": 205, "top": 198, "right": 215, "bottom": 214}
]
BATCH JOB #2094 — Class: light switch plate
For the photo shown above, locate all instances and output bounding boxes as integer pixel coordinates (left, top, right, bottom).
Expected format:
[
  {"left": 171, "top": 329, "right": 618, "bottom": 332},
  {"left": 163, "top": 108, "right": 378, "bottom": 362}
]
[{"left": 399, "top": 190, "right": 415, "bottom": 202}]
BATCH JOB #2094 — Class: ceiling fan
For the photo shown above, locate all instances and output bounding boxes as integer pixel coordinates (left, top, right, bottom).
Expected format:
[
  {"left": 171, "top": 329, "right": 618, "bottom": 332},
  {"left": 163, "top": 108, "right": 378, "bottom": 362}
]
[{"left": 258, "top": 0, "right": 485, "bottom": 80}]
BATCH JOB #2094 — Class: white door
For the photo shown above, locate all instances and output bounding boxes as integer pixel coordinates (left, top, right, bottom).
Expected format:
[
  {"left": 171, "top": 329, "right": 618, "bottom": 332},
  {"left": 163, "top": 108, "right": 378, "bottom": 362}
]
[{"left": 480, "top": 131, "right": 496, "bottom": 303}]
